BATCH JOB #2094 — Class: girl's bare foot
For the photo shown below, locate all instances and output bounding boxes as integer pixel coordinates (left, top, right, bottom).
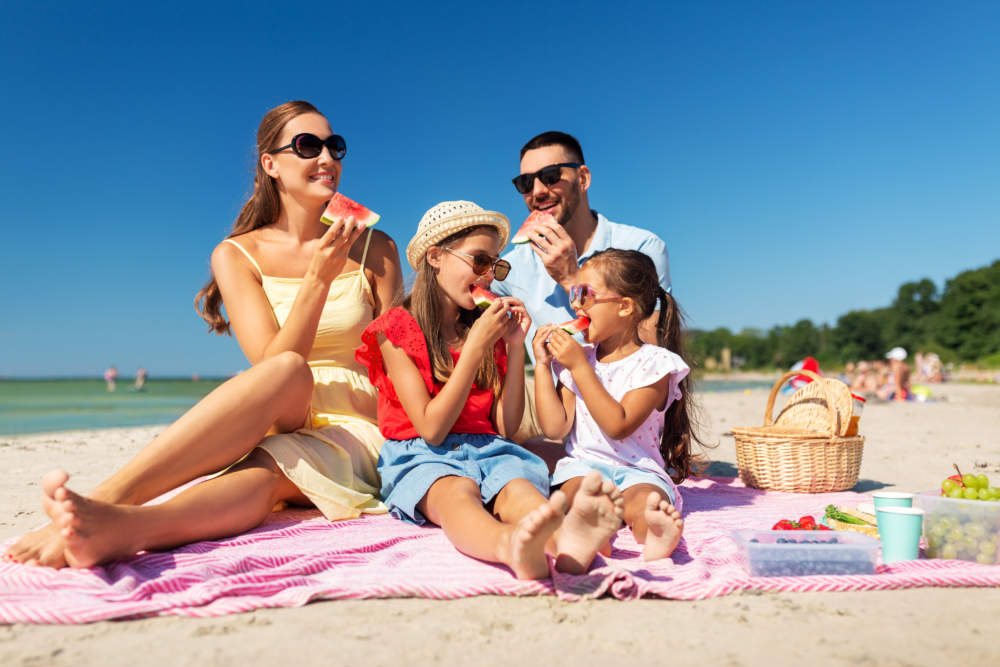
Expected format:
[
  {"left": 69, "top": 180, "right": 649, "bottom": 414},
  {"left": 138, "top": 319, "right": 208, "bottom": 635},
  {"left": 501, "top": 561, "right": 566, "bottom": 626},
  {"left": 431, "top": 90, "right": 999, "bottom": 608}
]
[
  {"left": 43, "top": 471, "right": 141, "bottom": 568},
  {"left": 642, "top": 492, "right": 683, "bottom": 562},
  {"left": 555, "top": 471, "right": 624, "bottom": 574},
  {"left": 502, "top": 491, "right": 567, "bottom": 580}
]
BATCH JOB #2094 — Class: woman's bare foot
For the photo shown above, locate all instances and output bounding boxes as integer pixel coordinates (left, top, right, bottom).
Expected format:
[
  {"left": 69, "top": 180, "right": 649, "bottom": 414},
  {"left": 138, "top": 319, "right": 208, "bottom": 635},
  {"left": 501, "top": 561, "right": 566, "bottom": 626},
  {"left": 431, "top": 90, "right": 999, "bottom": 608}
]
[
  {"left": 555, "top": 471, "right": 624, "bottom": 574},
  {"left": 3, "top": 522, "right": 67, "bottom": 568},
  {"left": 502, "top": 491, "right": 567, "bottom": 580},
  {"left": 43, "top": 470, "right": 142, "bottom": 568},
  {"left": 641, "top": 492, "right": 683, "bottom": 562}
]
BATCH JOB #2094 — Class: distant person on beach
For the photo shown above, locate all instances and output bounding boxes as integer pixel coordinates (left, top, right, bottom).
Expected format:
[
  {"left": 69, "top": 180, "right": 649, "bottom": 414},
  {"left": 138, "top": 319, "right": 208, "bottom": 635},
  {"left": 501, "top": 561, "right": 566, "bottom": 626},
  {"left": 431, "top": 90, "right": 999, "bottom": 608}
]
[
  {"left": 533, "top": 250, "right": 698, "bottom": 562},
  {"left": 132, "top": 367, "right": 147, "bottom": 392},
  {"left": 5, "top": 100, "right": 403, "bottom": 568},
  {"left": 877, "top": 347, "right": 912, "bottom": 402},
  {"left": 491, "top": 131, "right": 671, "bottom": 444},
  {"left": 356, "top": 201, "right": 622, "bottom": 579},
  {"left": 103, "top": 365, "right": 118, "bottom": 392}
]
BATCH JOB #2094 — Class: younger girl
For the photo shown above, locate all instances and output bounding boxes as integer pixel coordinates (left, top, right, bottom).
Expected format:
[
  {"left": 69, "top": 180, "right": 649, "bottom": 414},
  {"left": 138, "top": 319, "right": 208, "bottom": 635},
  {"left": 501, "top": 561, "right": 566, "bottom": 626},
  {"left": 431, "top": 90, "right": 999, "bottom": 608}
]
[
  {"left": 532, "top": 249, "right": 699, "bottom": 562},
  {"left": 356, "top": 201, "right": 623, "bottom": 579}
]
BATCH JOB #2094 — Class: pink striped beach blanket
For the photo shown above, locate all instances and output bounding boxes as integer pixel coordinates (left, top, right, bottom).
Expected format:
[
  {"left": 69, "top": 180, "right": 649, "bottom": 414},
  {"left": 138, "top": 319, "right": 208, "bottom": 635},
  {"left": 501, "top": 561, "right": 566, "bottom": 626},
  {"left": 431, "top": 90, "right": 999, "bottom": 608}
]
[{"left": 2, "top": 476, "right": 998, "bottom": 623}]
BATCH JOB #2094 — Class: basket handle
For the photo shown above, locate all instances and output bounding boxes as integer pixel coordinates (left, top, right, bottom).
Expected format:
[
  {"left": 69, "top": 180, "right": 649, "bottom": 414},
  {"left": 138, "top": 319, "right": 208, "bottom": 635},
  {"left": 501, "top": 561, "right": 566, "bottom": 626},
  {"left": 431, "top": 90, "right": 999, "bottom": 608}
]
[{"left": 762, "top": 369, "right": 839, "bottom": 435}]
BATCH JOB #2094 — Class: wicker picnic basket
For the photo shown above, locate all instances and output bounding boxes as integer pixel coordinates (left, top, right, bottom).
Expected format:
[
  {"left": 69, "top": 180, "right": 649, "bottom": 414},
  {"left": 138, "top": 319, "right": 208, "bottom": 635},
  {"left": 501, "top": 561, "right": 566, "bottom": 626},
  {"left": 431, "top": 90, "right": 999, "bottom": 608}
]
[{"left": 731, "top": 370, "right": 864, "bottom": 493}]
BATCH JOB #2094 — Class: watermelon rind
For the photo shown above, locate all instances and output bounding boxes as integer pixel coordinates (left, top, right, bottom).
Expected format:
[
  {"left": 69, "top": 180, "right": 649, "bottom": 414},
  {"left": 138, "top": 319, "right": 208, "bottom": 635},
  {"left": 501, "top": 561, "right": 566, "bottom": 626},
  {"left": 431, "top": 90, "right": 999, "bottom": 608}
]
[
  {"left": 511, "top": 211, "right": 555, "bottom": 244},
  {"left": 559, "top": 316, "right": 590, "bottom": 335},
  {"left": 471, "top": 286, "right": 498, "bottom": 309},
  {"left": 320, "top": 193, "right": 380, "bottom": 227}
]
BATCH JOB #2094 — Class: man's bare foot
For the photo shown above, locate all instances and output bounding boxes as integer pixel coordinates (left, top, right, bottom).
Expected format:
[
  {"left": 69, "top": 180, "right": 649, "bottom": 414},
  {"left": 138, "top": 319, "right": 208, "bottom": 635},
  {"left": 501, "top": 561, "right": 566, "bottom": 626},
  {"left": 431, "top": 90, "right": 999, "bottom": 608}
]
[
  {"left": 43, "top": 470, "right": 141, "bottom": 568},
  {"left": 642, "top": 492, "right": 683, "bottom": 562},
  {"left": 502, "top": 491, "right": 567, "bottom": 580},
  {"left": 555, "top": 471, "right": 624, "bottom": 574}
]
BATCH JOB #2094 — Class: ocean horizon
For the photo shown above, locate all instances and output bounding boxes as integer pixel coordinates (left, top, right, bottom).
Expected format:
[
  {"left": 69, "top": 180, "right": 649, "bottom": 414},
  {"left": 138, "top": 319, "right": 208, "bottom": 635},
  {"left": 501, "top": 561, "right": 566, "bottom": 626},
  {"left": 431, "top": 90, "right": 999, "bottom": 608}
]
[{"left": 0, "top": 377, "right": 773, "bottom": 436}]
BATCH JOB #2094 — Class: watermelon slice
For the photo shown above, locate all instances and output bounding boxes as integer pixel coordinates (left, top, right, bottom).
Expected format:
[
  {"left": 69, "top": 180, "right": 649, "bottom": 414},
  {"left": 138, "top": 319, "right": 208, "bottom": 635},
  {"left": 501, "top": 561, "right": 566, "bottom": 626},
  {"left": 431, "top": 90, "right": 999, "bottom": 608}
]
[
  {"left": 559, "top": 316, "right": 590, "bottom": 335},
  {"left": 320, "top": 193, "right": 380, "bottom": 227},
  {"left": 511, "top": 210, "right": 556, "bottom": 244},
  {"left": 471, "top": 285, "right": 499, "bottom": 309}
]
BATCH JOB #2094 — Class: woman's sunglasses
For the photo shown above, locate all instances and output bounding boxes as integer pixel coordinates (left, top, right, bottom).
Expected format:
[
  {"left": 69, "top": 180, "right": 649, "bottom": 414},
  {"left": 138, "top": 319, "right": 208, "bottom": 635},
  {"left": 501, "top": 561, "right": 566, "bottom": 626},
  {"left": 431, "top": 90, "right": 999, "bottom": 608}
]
[
  {"left": 511, "top": 162, "right": 582, "bottom": 194},
  {"left": 270, "top": 133, "right": 347, "bottom": 160},
  {"left": 445, "top": 247, "right": 511, "bottom": 281},
  {"left": 569, "top": 283, "right": 620, "bottom": 305}
]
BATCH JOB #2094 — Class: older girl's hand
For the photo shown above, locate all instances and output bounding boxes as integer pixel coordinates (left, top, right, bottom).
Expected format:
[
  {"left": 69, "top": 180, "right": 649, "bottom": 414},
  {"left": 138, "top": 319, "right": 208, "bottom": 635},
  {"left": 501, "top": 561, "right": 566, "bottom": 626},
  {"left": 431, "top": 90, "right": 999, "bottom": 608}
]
[
  {"left": 545, "top": 328, "right": 587, "bottom": 372},
  {"left": 308, "top": 215, "right": 367, "bottom": 283},
  {"left": 466, "top": 300, "right": 511, "bottom": 356}
]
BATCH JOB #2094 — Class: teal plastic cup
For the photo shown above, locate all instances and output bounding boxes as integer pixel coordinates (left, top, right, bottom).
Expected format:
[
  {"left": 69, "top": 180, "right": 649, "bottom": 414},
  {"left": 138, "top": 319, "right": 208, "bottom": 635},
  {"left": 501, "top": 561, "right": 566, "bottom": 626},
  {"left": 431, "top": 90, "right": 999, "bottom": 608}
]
[
  {"left": 876, "top": 506, "right": 925, "bottom": 563},
  {"left": 872, "top": 491, "right": 914, "bottom": 510}
]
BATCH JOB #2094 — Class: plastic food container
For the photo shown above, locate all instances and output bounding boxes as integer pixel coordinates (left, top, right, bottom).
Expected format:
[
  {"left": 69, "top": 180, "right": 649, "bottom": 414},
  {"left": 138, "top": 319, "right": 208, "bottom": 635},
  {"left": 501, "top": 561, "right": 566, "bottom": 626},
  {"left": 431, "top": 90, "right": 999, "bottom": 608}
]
[
  {"left": 915, "top": 492, "right": 1000, "bottom": 564},
  {"left": 845, "top": 393, "right": 866, "bottom": 436},
  {"left": 732, "top": 529, "right": 881, "bottom": 576}
]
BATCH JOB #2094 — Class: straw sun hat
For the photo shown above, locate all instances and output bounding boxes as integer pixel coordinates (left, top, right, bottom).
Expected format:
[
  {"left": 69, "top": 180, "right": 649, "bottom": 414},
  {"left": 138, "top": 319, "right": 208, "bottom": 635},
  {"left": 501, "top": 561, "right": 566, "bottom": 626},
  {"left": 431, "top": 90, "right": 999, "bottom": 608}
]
[{"left": 406, "top": 200, "right": 510, "bottom": 270}]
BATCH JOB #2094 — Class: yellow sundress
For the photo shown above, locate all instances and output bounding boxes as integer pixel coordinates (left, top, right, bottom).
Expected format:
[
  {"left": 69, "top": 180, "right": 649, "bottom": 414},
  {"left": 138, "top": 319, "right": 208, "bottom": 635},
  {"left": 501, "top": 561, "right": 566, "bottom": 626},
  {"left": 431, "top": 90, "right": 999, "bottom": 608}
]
[{"left": 223, "top": 231, "right": 386, "bottom": 519}]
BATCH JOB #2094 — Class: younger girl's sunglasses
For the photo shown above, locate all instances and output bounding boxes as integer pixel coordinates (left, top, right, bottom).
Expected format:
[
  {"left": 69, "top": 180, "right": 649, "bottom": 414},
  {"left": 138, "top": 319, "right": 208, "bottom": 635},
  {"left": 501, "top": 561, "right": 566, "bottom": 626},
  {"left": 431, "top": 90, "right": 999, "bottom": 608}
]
[{"left": 270, "top": 133, "right": 347, "bottom": 160}]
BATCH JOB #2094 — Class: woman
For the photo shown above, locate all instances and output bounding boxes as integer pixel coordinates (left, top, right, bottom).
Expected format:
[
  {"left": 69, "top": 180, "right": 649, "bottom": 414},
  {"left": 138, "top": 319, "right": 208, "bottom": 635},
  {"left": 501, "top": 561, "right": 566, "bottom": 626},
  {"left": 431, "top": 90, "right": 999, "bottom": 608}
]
[{"left": 5, "top": 101, "right": 402, "bottom": 568}]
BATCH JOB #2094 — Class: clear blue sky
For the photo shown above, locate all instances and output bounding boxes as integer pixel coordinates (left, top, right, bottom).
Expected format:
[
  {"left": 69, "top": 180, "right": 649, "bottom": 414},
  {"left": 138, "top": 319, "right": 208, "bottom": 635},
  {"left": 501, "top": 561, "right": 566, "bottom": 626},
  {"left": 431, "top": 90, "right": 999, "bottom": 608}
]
[{"left": 2, "top": 1, "right": 998, "bottom": 377}]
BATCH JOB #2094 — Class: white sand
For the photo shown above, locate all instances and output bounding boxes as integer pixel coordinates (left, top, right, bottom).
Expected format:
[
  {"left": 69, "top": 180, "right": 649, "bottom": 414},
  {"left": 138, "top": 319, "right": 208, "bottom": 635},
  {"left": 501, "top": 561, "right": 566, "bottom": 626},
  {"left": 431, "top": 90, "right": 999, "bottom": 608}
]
[{"left": 2, "top": 382, "right": 999, "bottom": 666}]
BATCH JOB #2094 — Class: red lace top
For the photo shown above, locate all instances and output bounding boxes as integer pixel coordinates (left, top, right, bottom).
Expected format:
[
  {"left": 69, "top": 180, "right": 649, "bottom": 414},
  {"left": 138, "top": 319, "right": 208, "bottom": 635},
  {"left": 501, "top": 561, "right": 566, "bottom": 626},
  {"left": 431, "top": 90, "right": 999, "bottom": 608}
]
[{"left": 355, "top": 307, "right": 507, "bottom": 439}]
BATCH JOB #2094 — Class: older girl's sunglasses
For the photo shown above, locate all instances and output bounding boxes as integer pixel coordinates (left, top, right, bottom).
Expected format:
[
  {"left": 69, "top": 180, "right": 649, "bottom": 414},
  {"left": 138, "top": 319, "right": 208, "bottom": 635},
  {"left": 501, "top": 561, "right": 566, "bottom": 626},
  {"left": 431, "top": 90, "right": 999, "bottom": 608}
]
[
  {"left": 270, "top": 133, "right": 347, "bottom": 160},
  {"left": 511, "top": 162, "right": 582, "bottom": 194},
  {"left": 445, "top": 248, "right": 511, "bottom": 281}
]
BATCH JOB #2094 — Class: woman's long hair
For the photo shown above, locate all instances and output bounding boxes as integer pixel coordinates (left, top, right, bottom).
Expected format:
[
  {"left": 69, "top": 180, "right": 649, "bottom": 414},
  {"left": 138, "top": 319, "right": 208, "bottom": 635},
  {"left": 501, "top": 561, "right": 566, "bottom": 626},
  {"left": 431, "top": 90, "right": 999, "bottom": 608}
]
[
  {"left": 194, "top": 100, "right": 321, "bottom": 334},
  {"left": 404, "top": 226, "right": 502, "bottom": 397},
  {"left": 584, "top": 249, "right": 710, "bottom": 483}
]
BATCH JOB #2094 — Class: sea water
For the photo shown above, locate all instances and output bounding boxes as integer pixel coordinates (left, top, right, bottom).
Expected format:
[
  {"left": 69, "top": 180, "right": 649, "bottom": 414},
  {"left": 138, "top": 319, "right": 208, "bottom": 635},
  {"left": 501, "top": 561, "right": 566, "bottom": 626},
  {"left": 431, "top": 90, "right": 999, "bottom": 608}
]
[
  {"left": 0, "top": 377, "right": 773, "bottom": 436},
  {"left": 0, "top": 378, "right": 225, "bottom": 435}
]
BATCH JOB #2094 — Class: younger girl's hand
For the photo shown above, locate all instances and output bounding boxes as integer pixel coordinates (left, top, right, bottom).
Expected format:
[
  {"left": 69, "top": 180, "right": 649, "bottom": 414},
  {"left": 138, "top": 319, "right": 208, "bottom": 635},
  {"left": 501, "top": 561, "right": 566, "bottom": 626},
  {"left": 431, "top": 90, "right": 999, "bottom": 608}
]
[
  {"left": 466, "top": 300, "right": 511, "bottom": 355},
  {"left": 500, "top": 298, "right": 531, "bottom": 347},
  {"left": 545, "top": 328, "right": 587, "bottom": 372},
  {"left": 308, "top": 214, "right": 367, "bottom": 283},
  {"left": 531, "top": 325, "right": 556, "bottom": 367}
]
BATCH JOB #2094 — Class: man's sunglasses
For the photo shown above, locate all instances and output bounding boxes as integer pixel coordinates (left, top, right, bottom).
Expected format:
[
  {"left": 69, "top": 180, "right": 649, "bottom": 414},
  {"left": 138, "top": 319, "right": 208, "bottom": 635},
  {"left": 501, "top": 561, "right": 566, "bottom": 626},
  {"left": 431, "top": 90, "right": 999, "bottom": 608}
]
[
  {"left": 270, "top": 133, "right": 347, "bottom": 160},
  {"left": 445, "top": 247, "right": 511, "bottom": 281},
  {"left": 511, "top": 162, "right": 582, "bottom": 194},
  {"left": 569, "top": 283, "right": 620, "bottom": 305}
]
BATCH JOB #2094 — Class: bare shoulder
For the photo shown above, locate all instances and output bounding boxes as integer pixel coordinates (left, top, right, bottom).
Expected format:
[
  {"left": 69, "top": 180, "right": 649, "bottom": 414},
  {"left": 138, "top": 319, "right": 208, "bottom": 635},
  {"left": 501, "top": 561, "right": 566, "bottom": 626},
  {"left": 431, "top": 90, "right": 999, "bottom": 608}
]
[
  {"left": 363, "top": 229, "right": 402, "bottom": 268},
  {"left": 210, "top": 233, "right": 262, "bottom": 278}
]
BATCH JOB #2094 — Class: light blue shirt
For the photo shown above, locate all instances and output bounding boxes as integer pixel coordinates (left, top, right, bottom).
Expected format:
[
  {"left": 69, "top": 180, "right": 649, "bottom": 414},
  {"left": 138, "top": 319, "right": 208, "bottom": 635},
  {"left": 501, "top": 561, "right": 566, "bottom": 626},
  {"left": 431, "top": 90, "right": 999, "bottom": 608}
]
[{"left": 492, "top": 211, "right": 671, "bottom": 365}]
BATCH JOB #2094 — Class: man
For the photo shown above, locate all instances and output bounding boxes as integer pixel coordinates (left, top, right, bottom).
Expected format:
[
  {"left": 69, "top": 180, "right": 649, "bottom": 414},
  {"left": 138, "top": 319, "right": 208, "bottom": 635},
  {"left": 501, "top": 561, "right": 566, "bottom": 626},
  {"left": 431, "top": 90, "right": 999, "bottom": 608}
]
[{"left": 492, "top": 131, "right": 672, "bottom": 444}]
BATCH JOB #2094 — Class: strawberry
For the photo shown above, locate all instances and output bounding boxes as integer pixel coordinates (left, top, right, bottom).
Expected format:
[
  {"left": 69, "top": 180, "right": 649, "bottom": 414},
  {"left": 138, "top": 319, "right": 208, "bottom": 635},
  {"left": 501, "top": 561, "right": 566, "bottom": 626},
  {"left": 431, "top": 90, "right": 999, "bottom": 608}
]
[
  {"left": 816, "top": 525, "right": 833, "bottom": 531},
  {"left": 798, "top": 515, "right": 817, "bottom": 530},
  {"left": 772, "top": 519, "right": 797, "bottom": 530}
]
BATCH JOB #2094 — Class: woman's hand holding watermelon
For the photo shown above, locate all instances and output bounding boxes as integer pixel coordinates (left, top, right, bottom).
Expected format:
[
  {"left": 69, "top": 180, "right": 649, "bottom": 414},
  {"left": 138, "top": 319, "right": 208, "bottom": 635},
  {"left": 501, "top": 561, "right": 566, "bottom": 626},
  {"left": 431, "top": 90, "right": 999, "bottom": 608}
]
[{"left": 308, "top": 214, "right": 367, "bottom": 284}]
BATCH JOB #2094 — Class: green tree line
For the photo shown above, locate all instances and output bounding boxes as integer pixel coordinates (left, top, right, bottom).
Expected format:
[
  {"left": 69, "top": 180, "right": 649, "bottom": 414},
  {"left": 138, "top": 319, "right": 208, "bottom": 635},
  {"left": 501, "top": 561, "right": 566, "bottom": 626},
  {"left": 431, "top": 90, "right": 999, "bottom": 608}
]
[{"left": 688, "top": 259, "right": 1000, "bottom": 370}]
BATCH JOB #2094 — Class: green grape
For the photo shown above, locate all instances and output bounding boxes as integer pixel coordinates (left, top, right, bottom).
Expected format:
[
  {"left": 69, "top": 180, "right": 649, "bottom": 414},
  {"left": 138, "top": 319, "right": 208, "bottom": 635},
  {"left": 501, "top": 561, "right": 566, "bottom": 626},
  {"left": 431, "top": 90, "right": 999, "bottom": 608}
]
[
  {"left": 963, "top": 487, "right": 980, "bottom": 500},
  {"left": 926, "top": 534, "right": 940, "bottom": 548},
  {"left": 975, "top": 473, "right": 990, "bottom": 489},
  {"left": 929, "top": 522, "right": 948, "bottom": 539},
  {"left": 988, "top": 487, "right": 1000, "bottom": 499},
  {"left": 967, "top": 522, "right": 987, "bottom": 539},
  {"left": 942, "top": 479, "right": 960, "bottom": 494},
  {"left": 978, "top": 488, "right": 991, "bottom": 501},
  {"left": 947, "top": 527, "right": 965, "bottom": 542},
  {"left": 947, "top": 488, "right": 965, "bottom": 499},
  {"left": 986, "top": 496, "right": 1000, "bottom": 503},
  {"left": 976, "top": 553, "right": 994, "bottom": 565},
  {"left": 941, "top": 543, "right": 959, "bottom": 559},
  {"left": 963, "top": 473, "right": 979, "bottom": 489},
  {"left": 924, "top": 545, "right": 938, "bottom": 558},
  {"left": 980, "top": 541, "right": 997, "bottom": 557}
]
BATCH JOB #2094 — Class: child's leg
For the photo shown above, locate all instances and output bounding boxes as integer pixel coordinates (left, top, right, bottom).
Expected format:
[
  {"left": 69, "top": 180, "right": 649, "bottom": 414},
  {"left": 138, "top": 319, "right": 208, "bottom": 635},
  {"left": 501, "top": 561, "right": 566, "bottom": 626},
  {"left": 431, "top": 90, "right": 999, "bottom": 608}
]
[
  {"left": 622, "top": 484, "right": 683, "bottom": 561},
  {"left": 41, "top": 449, "right": 310, "bottom": 568},
  {"left": 552, "top": 470, "right": 624, "bottom": 574},
  {"left": 418, "top": 476, "right": 565, "bottom": 580},
  {"left": 6, "top": 352, "right": 313, "bottom": 567}
]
